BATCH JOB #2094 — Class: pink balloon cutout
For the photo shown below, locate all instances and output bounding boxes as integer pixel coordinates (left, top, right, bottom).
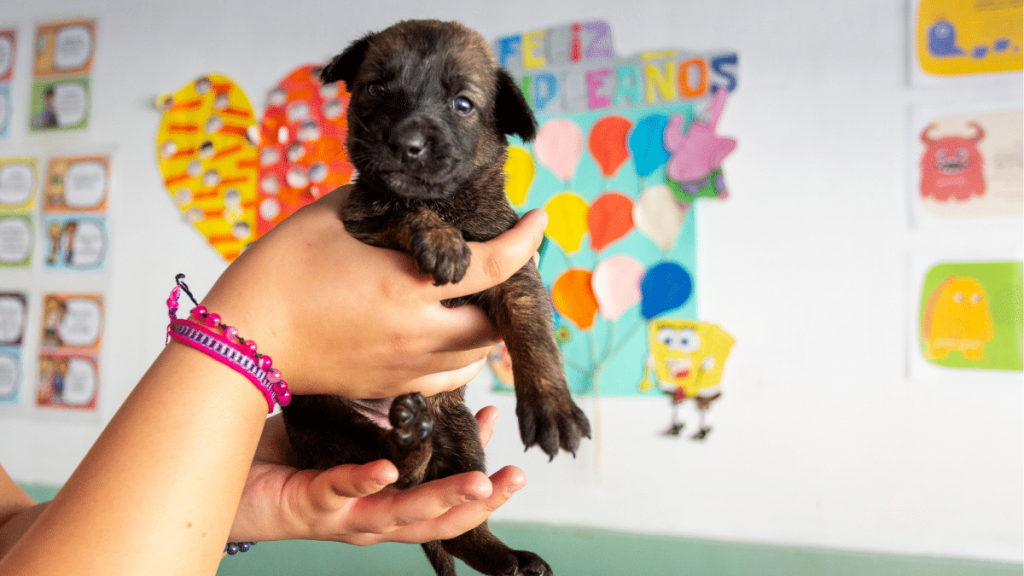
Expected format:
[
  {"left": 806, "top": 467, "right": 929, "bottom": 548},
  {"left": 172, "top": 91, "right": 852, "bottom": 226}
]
[
  {"left": 587, "top": 192, "right": 634, "bottom": 252},
  {"left": 592, "top": 255, "right": 645, "bottom": 321},
  {"left": 534, "top": 119, "right": 583, "bottom": 183}
]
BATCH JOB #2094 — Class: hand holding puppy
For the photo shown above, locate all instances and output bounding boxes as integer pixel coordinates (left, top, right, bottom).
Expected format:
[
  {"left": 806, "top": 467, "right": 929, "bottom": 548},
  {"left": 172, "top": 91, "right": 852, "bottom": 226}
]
[{"left": 200, "top": 185, "right": 548, "bottom": 399}]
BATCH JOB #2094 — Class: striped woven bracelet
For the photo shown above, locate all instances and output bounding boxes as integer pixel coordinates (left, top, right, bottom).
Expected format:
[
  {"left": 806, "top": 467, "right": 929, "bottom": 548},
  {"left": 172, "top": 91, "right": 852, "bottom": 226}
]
[{"left": 166, "top": 275, "right": 291, "bottom": 412}]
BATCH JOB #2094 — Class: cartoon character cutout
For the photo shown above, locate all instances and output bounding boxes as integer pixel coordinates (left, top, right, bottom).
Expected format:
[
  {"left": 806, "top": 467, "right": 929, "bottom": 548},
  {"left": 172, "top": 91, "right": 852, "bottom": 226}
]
[
  {"left": 919, "top": 122, "right": 985, "bottom": 202},
  {"left": 922, "top": 275, "right": 994, "bottom": 361},
  {"left": 640, "top": 319, "right": 734, "bottom": 440},
  {"left": 663, "top": 88, "right": 737, "bottom": 203}
]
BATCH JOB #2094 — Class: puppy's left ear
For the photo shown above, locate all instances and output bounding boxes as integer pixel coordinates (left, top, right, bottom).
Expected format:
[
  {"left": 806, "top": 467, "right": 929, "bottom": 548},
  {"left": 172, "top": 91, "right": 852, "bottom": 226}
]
[
  {"left": 494, "top": 69, "right": 537, "bottom": 142},
  {"left": 320, "top": 34, "right": 373, "bottom": 89}
]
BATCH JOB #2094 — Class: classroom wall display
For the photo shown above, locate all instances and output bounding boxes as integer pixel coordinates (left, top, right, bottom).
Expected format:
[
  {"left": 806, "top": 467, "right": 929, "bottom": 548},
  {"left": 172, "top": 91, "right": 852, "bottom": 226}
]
[
  {"left": 41, "top": 155, "right": 110, "bottom": 270},
  {"left": 151, "top": 22, "right": 739, "bottom": 413},
  {"left": 37, "top": 293, "right": 103, "bottom": 410},
  {"left": 486, "top": 21, "right": 738, "bottom": 403},
  {"left": 909, "top": 255, "right": 1023, "bottom": 380},
  {"left": 30, "top": 18, "right": 95, "bottom": 132},
  {"left": 909, "top": 103, "right": 1023, "bottom": 227},
  {"left": 155, "top": 66, "right": 352, "bottom": 261},
  {"left": 0, "top": 29, "right": 15, "bottom": 139},
  {"left": 914, "top": 0, "right": 1022, "bottom": 78},
  {"left": 0, "top": 292, "right": 27, "bottom": 405},
  {"left": 0, "top": 157, "right": 37, "bottom": 267}
]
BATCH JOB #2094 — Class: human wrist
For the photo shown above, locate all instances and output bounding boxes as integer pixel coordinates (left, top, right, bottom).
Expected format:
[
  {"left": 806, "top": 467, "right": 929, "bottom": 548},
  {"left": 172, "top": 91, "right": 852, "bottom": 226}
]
[{"left": 167, "top": 276, "right": 292, "bottom": 411}]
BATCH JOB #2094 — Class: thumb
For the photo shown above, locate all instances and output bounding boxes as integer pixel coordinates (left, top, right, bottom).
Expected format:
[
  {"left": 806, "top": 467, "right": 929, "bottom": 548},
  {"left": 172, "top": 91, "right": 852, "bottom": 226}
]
[
  {"left": 311, "top": 460, "right": 398, "bottom": 509},
  {"left": 433, "top": 209, "right": 547, "bottom": 300}
]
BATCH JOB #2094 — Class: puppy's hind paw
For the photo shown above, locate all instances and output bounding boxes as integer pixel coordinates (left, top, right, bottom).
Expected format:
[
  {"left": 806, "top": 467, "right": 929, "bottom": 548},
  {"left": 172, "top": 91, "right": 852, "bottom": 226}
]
[
  {"left": 390, "top": 392, "right": 433, "bottom": 446},
  {"left": 517, "top": 394, "right": 591, "bottom": 461}
]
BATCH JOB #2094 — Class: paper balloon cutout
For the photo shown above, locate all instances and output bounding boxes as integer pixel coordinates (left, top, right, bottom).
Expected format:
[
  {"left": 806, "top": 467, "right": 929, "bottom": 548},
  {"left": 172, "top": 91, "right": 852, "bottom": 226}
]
[
  {"left": 534, "top": 118, "right": 583, "bottom": 183},
  {"left": 641, "top": 262, "right": 693, "bottom": 319},
  {"left": 588, "top": 115, "right": 632, "bottom": 178},
  {"left": 256, "top": 64, "right": 354, "bottom": 236},
  {"left": 552, "top": 269, "right": 600, "bottom": 330},
  {"left": 628, "top": 114, "right": 671, "bottom": 178},
  {"left": 156, "top": 74, "right": 259, "bottom": 262},
  {"left": 544, "top": 192, "right": 589, "bottom": 254},
  {"left": 587, "top": 192, "right": 633, "bottom": 252},
  {"left": 504, "top": 146, "right": 535, "bottom": 206},
  {"left": 633, "top": 184, "right": 689, "bottom": 250},
  {"left": 592, "top": 254, "right": 644, "bottom": 321}
]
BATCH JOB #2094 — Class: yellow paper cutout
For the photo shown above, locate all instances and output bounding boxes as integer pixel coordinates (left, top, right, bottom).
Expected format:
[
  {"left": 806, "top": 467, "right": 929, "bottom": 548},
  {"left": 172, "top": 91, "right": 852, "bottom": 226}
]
[
  {"left": 544, "top": 192, "right": 589, "bottom": 254},
  {"left": 922, "top": 275, "right": 995, "bottom": 361},
  {"left": 156, "top": 75, "right": 258, "bottom": 261},
  {"left": 640, "top": 319, "right": 734, "bottom": 399}
]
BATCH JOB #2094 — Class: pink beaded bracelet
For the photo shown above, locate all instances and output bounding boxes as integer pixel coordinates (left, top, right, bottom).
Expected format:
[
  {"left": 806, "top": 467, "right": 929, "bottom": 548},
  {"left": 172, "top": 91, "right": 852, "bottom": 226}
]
[{"left": 166, "top": 275, "right": 291, "bottom": 412}]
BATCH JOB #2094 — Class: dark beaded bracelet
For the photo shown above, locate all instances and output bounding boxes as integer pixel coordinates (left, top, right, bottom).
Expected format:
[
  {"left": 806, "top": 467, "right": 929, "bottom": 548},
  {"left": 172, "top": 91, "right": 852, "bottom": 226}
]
[{"left": 225, "top": 541, "right": 257, "bottom": 555}]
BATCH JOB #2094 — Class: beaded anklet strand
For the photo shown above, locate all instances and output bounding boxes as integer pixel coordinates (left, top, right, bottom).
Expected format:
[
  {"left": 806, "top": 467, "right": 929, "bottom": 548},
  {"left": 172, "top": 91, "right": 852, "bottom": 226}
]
[{"left": 166, "top": 274, "right": 291, "bottom": 412}]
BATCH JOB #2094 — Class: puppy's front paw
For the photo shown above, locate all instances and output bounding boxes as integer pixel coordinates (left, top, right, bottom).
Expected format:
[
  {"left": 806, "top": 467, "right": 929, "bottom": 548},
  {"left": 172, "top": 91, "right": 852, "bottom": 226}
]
[
  {"left": 411, "top": 228, "right": 471, "bottom": 285},
  {"left": 390, "top": 392, "right": 433, "bottom": 446},
  {"left": 516, "top": 382, "right": 591, "bottom": 460}
]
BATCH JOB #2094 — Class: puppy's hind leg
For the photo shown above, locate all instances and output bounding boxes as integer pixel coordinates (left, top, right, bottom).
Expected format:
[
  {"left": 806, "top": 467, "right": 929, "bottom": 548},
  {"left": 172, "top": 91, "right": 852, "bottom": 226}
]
[{"left": 423, "top": 540, "right": 457, "bottom": 576}]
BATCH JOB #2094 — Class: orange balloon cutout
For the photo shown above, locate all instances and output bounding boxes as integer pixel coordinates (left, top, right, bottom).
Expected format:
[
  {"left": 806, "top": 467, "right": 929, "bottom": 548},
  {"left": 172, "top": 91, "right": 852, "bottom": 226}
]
[
  {"left": 504, "top": 146, "right": 535, "bottom": 207},
  {"left": 544, "top": 192, "right": 589, "bottom": 254},
  {"left": 588, "top": 115, "right": 633, "bottom": 178},
  {"left": 587, "top": 192, "right": 634, "bottom": 252},
  {"left": 552, "top": 269, "right": 600, "bottom": 331}
]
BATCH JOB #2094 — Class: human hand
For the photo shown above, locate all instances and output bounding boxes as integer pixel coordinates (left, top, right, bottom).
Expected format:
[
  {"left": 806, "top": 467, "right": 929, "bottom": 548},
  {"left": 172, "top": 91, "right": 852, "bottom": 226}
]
[
  {"left": 201, "top": 185, "right": 547, "bottom": 398},
  {"left": 228, "top": 407, "right": 524, "bottom": 545}
]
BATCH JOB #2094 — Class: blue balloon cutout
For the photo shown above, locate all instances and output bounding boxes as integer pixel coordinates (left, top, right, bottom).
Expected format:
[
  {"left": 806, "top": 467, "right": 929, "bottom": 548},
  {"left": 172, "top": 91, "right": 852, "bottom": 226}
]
[
  {"left": 628, "top": 114, "right": 671, "bottom": 178},
  {"left": 640, "top": 262, "right": 693, "bottom": 319}
]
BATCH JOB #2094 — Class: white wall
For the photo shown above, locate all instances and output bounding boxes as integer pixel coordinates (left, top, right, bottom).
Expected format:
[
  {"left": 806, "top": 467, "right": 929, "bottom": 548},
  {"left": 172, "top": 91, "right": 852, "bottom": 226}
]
[{"left": 0, "top": 0, "right": 1020, "bottom": 564}]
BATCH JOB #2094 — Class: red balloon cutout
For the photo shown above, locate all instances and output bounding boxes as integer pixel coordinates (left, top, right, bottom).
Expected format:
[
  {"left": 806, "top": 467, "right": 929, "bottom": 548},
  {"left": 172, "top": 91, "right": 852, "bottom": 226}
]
[
  {"left": 588, "top": 192, "right": 634, "bottom": 252},
  {"left": 588, "top": 115, "right": 633, "bottom": 178}
]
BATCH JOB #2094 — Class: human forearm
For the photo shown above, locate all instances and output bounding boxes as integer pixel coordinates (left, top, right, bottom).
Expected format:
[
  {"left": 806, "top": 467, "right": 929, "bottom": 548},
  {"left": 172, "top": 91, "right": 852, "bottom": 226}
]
[{"left": 0, "top": 342, "right": 267, "bottom": 576}]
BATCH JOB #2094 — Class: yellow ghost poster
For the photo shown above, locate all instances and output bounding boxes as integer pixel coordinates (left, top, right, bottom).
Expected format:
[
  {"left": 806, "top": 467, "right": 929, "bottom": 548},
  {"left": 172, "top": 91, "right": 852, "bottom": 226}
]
[{"left": 918, "top": 261, "right": 1023, "bottom": 372}]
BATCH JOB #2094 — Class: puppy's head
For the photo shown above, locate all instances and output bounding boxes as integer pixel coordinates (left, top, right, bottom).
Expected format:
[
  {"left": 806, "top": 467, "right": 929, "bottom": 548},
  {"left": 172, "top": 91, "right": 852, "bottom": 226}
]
[{"left": 321, "top": 20, "right": 536, "bottom": 200}]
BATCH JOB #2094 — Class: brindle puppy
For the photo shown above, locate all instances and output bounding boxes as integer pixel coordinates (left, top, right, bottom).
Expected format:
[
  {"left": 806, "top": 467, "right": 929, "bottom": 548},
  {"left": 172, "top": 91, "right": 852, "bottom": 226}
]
[{"left": 281, "top": 19, "right": 590, "bottom": 576}]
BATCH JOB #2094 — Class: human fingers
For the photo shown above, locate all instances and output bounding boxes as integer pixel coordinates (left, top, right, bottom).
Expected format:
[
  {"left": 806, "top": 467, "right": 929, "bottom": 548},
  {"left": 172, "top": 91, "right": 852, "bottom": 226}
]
[
  {"left": 310, "top": 460, "right": 398, "bottom": 511},
  {"left": 385, "top": 466, "right": 525, "bottom": 544},
  {"left": 475, "top": 406, "right": 499, "bottom": 447},
  {"left": 350, "top": 471, "right": 492, "bottom": 539},
  {"left": 401, "top": 355, "right": 490, "bottom": 398},
  {"left": 431, "top": 209, "right": 547, "bottom": 301}
]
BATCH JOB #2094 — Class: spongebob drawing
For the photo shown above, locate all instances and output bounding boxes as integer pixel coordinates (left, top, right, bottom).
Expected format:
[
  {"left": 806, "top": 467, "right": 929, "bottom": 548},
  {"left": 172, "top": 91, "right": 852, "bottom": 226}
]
[
  {"left": 640, "top": 319, "right": 734, "bottom": 440},
  {"left": 922, "top": 275, "right": 994, "bottom": 361}
]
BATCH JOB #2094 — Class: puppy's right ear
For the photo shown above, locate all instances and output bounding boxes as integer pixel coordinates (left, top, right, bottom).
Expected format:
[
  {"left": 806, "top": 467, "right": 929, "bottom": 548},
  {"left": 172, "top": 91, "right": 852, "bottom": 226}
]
[{"left": 320, "top": 34, "right": 373, "bottom": 88}]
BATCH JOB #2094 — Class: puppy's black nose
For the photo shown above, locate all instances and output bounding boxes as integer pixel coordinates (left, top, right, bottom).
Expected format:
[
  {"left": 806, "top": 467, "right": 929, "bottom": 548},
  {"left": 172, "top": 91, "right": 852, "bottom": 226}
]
[{"left": 398, "top": 130, "right": 427, "bottom": 160}]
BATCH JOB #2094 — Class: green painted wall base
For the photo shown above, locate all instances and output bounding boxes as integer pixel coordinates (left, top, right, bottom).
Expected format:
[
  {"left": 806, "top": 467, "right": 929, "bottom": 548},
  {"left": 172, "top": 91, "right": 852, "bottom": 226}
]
[{"left": 18, "top": 486, "right": 1021, "bottom": 575}]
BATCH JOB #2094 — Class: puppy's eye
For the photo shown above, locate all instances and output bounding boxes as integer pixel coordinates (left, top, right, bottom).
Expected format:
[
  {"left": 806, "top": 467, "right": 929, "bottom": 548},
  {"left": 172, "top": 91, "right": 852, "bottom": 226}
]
[
  {"left": 452, "top": 96, "right": 474, "bottom": 115},
  {"left": 366, "top": 82, "right": 385, "bottom": 97}
]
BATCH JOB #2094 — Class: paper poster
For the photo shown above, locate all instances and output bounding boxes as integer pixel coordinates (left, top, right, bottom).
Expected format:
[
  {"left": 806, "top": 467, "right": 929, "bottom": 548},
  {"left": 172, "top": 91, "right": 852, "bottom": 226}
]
[
  {"left": 156, "top": 75, "right": 259, "bottom": 261},
  {"left": 915, "top": 0, "right": 1023, "bottom": 77},
  {"left": 910, "top": 104, "right": 1023, "bottom": 227},
  {"left": 42, "top": 216, "right": 107, "bottom": 270},
  {"left": 37, "top": 293, "right": 103, "bottom": 410},
  {"left": 41, "top": 155, "right": 109, "bottom": 270},
  {"left": 910, "top": 256, "right": 1023, "bottom": 380},
  {"left": 44, "top": 155, "right": 109, "bottom": 211},
  {"left": 0, "top": 29, "right": 15, "bottom": 139},
  {"left": 0, "top": 157, "right": 37, "bottom": 212},
  {"left": 0, "top": 213, "right": 32, "bottom": 267},
  {"left": 490, "top": 21, "right": 738, "bottom": 396},
  {"left": 155, "top": 66, "right": 353, "bottom": 261},
  {"left": 31, "top": 19, "right": 95, "bottom": 132},
  {"left": 256, "top": 64, "right": 354, "bottom": 236},
  {"left": 0, "top": 292, "right": 26, "bottom": 405}
]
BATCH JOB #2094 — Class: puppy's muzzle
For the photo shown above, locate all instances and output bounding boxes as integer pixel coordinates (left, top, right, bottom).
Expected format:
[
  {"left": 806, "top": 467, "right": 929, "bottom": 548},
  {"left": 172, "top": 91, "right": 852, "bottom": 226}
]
[{"left": 390, "top": 117, "right": 433, "bottom": 162}]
